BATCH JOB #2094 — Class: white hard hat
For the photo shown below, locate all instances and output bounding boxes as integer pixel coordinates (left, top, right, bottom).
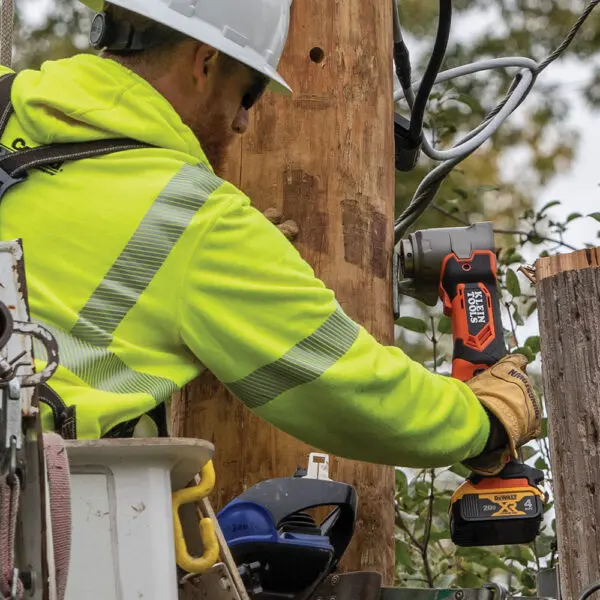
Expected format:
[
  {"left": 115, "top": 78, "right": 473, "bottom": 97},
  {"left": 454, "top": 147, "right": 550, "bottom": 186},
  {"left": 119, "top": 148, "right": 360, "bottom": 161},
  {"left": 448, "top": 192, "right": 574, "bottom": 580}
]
[{"left": 81, "top": 0, "right": 293, "bottom": 93}]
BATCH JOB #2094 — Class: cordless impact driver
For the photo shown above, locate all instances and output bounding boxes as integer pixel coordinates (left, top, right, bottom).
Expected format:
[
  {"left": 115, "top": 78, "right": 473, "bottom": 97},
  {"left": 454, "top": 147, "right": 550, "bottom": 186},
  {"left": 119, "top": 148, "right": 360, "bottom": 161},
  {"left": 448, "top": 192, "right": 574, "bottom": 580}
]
[{"left": 394, "top": 222, "right": 545, "bottom": 547}]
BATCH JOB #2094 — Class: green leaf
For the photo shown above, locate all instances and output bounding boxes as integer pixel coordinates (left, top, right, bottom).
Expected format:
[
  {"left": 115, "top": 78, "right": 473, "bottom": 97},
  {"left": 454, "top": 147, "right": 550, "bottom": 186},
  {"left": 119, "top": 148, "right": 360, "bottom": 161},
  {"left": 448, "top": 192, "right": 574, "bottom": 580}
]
[
  {"left": 504, "top": 252, "right": 525, "bottom": 265},
  {"left": 513, "top": 307, "right": 525, "bottom": 327},
  {"left": 541, "top": 418, "right": 548, "bottom": 438},
  {"left": 456, "top": 569, "right": 483, "bottom": 588},
  {"left": 514, "top": 346, "right": 535, "bottom": 362},
  {"left": 535, "top": 457, "right": 548, "bottom": 470},
  {"left": 415, "top": 481, "right": 430, "bottom": 499},
  {"left": 525, "top": 335, "right": 541, "bottom": 354},
  {"left": 434, "top": 496, "right": 452, "bottom": 515},
  {"left": 396, "top": 316, "right": 428, "bottom": 333},
  {"left": 395, "top": 540, "right": 413, "bottom": 570},
  {"left": 438, "top": 315, "right": 452, "bottom": 334},
  {"left": 519, "top": 445, "right": 537, "bottom": 460},
  {"left": 567, "top": 212, "right": 582, "bottom": 222},
  {"left": 588, "top": 212, "right": 600, "bottom": 222},
  {"left": 527, "top": 301, "right": 538, "bottom": 317},
  {"left": 502, "top": 247, "right": 516, "bottom": 260},
  {"left": 478, "top": 552, "right": 510, "bottom": 571},
  {"left": 535, "top": 534, "right": 556, "bottom": 559},
  {"left": 456, "top": 93, "right": 481, "bottom": 113},
  {"left": 538, "top": 200, "right": 561, "bottom": 216},
  {"left": 529, "top": 233, "right": 545, "bottom": 245},
  {"left": 476, "top": 185, "right": 501, "bottom": 193},
  {"left": 506, "top": 268, "right": 521, "bottom": 297},
  {"left": 512, "top": 544, "right": 536, "bottom": 566},
  {"left": 520, "top": 568, "right": 536, "bottom": 588},
  {"left": 395, "top": 469, "right": 408, "bottom": 495}
]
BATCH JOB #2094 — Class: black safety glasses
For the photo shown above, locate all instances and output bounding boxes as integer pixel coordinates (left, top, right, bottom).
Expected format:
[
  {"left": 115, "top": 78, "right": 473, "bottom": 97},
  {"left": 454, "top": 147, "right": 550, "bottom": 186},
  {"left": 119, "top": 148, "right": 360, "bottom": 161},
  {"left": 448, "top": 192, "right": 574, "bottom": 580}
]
[{"left": 241, "top": 70, "right": 270, "bottom": 111}]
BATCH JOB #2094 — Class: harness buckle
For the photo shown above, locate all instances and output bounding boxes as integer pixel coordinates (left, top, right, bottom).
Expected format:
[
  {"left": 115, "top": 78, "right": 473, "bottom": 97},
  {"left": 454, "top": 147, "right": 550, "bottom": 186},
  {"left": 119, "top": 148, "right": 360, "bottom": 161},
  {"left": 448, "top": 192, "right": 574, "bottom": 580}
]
[{"left": 0, "top": 147, "right": 27, "bottom": 201}]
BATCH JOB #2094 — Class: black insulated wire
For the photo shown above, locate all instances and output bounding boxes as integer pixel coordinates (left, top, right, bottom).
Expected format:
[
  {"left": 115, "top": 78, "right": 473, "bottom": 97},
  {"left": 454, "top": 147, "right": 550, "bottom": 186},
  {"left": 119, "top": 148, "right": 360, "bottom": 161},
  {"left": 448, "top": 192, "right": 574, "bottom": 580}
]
[
  {"left": 392, "top": 0, "right": 413, "bottom": 97},
  {"left": 392, "top": 0, "right": 403, "bottom": 43},
  {"left": 408, "top": 0, "right": 452, "bottom": 140},
  {"left": 393, "top": 0, "right": 600, "bottom": 240},
  {"left": 579, "top": 581, "right": 600, "bottom": 600},
  {"left": 394, "top": 42, "right": 413, "bottom": 99}
]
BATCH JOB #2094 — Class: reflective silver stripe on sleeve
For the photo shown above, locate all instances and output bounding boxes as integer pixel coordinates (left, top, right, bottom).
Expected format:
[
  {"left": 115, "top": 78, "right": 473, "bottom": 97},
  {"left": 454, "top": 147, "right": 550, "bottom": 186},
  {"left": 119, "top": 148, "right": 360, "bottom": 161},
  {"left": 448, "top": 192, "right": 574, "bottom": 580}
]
[
  {"left": 71, "top": 162, "right": 223, "bottom": 346},
  {"left": 227, "top": 306, "right": 360, "bottom": 409},
  {"left": 33, "top": 319, "right": 178, "bottom": 402}
]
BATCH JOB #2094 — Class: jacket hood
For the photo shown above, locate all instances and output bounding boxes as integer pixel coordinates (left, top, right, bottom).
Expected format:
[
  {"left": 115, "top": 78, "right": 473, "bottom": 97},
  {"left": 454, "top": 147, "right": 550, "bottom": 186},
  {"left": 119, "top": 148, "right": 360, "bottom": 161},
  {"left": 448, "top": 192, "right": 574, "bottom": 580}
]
[{"left": 1, "top": 54, "right": 208, "bottom": 166}]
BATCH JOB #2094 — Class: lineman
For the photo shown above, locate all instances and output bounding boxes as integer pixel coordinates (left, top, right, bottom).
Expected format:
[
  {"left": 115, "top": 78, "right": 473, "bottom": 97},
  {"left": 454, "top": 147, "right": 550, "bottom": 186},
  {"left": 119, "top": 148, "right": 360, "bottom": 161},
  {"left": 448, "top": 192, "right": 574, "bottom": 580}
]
[{"left": 0, "top": 0, "right": 540, "bottom": 474}]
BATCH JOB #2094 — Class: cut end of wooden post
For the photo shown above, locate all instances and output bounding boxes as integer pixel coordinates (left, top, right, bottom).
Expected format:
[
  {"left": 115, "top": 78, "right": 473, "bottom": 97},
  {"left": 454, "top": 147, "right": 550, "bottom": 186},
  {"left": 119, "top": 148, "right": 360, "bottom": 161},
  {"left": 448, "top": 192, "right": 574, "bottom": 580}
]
[{"left": 535, "top": 247, "right": 600, "bottom": 281}]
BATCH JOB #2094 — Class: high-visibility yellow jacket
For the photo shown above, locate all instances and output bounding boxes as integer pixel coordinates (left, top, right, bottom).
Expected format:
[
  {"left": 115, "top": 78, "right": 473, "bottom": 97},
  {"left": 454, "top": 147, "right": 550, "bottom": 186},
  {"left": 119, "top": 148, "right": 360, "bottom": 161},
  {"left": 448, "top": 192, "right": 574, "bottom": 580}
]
[{"left": 0, "top": 54, "right": 491, "bottom": 466}]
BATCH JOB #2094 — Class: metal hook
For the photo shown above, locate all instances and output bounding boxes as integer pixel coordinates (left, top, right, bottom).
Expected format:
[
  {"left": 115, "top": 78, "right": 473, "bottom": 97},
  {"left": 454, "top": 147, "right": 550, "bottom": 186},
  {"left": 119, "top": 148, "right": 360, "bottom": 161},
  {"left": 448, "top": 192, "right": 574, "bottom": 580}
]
[{"left": 11, "top": 321, "right": 59, "bottom": 387}]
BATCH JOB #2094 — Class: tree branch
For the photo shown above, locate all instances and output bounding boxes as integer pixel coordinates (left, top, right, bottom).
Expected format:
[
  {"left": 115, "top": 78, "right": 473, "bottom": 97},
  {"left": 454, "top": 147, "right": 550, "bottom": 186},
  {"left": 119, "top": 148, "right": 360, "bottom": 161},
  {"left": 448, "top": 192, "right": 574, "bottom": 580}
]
[
  {"left": 494, "top": 228, "right": 578, "bottom": 252},
  {"left": 431, "top": 204, "right": 470, "bottom": 226},
  {"left": 431, "top": 205, "right": 579, "bottom": 252},
  {"left": 533, "top": 539, "right": 541, "bottom": 572},
  {"left": 505, "top": 301, "right": 519, "bottom": 348},
  {"left": 421, "top": 469, "right": 436, "bottom": 588},
  {"left": 395, "top": 506, "right": 424, "bottom": 553}
]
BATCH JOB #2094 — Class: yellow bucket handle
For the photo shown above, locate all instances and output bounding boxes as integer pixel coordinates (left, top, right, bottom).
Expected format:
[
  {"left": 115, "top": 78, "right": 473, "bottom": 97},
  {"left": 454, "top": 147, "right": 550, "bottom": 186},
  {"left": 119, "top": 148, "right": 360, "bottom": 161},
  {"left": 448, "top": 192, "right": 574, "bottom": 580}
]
[{"left": 172, "top": 460, "right": 220, "bottom": 574}]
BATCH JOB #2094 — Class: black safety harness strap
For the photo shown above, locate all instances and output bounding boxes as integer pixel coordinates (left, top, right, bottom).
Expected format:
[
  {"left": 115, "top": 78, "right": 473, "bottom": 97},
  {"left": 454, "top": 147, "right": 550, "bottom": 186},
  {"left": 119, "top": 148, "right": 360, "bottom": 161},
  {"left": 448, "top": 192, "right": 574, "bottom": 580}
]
[
  {"left": 0, "top": 72, "right": 168, "bottom": 440},
  {"left": 0, "top": 74, "right": 152, "bottom": 201}
]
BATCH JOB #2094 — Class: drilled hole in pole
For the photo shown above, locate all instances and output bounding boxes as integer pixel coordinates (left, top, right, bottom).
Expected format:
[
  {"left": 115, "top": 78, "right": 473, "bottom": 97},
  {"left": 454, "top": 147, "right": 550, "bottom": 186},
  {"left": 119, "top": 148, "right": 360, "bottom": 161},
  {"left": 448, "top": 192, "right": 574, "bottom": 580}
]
[{"left": 309, "top": 47, "right": 325, "bottom": 63}]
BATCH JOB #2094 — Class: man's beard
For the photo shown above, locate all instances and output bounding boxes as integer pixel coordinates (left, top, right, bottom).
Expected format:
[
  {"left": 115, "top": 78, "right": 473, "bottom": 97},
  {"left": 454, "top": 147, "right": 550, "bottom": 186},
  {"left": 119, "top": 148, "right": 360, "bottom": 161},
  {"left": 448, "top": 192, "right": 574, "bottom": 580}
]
[{"left": 184, "top": 100, "right": 236, "bottom": 176}]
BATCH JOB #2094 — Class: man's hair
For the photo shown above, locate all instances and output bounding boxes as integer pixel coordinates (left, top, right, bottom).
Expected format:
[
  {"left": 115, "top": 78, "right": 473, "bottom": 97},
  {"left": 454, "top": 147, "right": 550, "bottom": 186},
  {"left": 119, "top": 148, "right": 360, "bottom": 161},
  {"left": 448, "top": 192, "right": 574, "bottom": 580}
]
[{"left": 102, "top": 3, "right": 194, "bottom": 73}]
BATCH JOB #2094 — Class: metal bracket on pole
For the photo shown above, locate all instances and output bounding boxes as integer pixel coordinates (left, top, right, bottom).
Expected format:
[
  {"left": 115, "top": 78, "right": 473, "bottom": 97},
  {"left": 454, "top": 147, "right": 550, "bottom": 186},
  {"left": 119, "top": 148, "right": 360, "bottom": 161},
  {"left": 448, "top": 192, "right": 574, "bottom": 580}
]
[{"left": 303, "top": 453, "right": 331, "bottom": 481}]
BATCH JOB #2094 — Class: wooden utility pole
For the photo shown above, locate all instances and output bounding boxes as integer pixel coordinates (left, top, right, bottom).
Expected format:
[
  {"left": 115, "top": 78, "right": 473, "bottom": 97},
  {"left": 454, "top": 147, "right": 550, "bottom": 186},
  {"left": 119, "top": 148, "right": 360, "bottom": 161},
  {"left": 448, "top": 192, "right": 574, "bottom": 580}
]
[
  {"left": 536, "top": 248, "right": 600, "bottom": 600},
  {"left": 172, "top": 0, "right": 396, "bottom": 582}
]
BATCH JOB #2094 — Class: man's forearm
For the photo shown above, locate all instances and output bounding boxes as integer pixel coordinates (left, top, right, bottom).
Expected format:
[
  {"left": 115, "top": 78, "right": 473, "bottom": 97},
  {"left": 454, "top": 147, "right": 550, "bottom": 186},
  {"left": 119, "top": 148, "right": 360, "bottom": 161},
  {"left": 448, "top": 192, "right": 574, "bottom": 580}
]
[{"left": 245, "top": 325, "right": 492, "bottom": 468}]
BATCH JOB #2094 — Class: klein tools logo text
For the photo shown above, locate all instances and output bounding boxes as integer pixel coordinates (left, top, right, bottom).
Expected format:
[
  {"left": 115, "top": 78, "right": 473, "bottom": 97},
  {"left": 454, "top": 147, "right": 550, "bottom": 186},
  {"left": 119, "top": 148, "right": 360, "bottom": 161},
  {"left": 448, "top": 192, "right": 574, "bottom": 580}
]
[{"left": 466, "top": 289, "right": 486, "bottom": 325}]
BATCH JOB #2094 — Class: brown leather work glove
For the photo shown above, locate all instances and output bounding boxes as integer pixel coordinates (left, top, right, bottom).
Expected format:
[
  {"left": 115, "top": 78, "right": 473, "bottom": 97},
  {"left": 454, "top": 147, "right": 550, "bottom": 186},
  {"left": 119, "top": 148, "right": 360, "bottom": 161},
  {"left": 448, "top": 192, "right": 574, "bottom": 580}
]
[
  {"left": 462, "top": 354, "right": 542, "bottom": 476},
  {"left": 263, "top": 207, "right": 300, "bottom": 242}
]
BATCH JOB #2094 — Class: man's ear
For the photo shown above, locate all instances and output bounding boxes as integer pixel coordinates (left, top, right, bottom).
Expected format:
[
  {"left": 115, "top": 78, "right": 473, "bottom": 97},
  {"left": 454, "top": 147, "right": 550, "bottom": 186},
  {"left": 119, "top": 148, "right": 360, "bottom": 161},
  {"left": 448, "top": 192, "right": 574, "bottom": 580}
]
[{"left": 192, "top": 44, "right": 218, "bottom": 91}]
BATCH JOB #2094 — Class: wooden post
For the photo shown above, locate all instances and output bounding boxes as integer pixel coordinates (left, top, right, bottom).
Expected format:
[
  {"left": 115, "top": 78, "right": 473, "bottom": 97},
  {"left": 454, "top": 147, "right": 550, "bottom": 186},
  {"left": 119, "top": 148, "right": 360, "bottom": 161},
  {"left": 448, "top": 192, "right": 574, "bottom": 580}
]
[
  {"left": 172, "top": 0, "right": 396, "bottom": 582},
  {"left": 536, "top": 248, "right": 600, "bottom": 600}
]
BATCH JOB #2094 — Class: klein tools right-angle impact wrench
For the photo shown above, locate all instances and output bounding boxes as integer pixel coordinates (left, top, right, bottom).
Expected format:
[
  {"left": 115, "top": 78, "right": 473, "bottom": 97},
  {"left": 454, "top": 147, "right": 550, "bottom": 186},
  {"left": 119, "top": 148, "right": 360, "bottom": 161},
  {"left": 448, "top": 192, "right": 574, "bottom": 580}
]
[{"left": 394, "top": 221, "right": 546, "bottom": 547}]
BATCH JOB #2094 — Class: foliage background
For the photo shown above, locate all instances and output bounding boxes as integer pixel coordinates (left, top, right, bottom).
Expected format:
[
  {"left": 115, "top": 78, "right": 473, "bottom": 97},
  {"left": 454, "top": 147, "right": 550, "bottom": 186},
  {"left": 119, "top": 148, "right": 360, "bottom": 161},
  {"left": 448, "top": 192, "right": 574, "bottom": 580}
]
[
  {"left": 13, "top": 0, "right": 600, "bottom": 595},
  {"left": 392, "top": 0, "right": 600, "bottom": 593}
]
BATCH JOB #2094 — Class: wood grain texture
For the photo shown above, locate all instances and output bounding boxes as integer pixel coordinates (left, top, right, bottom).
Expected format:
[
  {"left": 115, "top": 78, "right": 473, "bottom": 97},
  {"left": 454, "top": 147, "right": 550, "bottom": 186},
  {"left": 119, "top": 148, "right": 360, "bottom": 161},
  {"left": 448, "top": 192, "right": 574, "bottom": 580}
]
[
  {"left": 536, "top": 250, "right": 600, "bottom": 600},
  {"left": 172, "top": 0, "right": 396, "bottom": 582},
  {"left": 536, "top": 247, "right": 600, "bottom": 281}
]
